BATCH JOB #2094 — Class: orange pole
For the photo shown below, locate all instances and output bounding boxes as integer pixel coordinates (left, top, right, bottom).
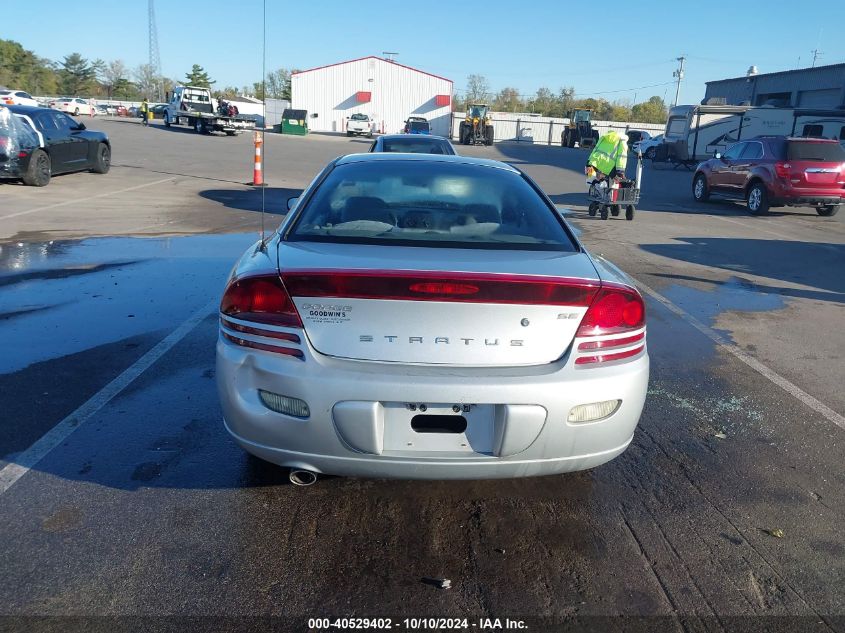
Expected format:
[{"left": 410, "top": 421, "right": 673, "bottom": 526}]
[{"left": 252, "top": 133, "right": 264, "bottom": 186}]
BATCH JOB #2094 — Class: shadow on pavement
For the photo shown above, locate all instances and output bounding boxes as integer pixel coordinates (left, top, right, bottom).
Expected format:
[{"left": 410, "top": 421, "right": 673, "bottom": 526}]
[
  {"left": 641, "top": 237, "right": 845, "bottom": 302},
  {"left": 199, "top": 187, "right": 303, "bottom": 214}
]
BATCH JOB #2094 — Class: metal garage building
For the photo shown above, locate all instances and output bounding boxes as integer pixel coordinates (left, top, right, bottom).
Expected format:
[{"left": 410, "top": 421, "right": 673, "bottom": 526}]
[
  {"left": 704, "top": 63, "right": 845, "bottom": 109},
  {"left": 291, "top": 56, "right": 453, "bottom": 136}
]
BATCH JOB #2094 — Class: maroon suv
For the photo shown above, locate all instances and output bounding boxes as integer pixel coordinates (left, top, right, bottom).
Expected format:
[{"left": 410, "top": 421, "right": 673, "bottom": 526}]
[{"left": 692, "top": 136, "right": 845, "bottom": 216}]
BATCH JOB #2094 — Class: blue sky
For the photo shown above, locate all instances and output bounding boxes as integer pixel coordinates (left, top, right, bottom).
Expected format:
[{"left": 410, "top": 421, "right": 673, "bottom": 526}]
[{"left": 3, "top": 0, "right": 844, "bottom": 104}]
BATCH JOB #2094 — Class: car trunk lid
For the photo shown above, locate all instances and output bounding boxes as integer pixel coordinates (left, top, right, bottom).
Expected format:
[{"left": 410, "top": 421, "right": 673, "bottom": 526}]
[{"left": 277, "top": 241, "right": 600, "bottom": 366}]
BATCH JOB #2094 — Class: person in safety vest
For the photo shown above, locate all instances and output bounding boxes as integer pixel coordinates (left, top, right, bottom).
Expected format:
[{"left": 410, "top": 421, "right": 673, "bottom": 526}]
[
  {"left": 585, "top": 130, "right": 628, "bottom": 181},
  {"left": 140, "top": 98, "right": 149, "bottom": 127}
]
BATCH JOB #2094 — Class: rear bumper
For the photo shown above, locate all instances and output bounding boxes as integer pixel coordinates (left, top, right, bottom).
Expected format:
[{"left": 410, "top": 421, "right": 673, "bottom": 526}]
[
  {"left": 771, "top": 195, "right": 843, "bottom": 207},
  {"left": 216, "top": 334, "right": 649, "bottom": 479},
  {"left": 769, "top": 182, "right": 845, "bottom": 207}
]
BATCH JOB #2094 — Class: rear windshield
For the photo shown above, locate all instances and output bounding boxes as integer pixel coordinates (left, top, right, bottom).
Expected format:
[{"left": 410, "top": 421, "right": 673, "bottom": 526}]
[
  {"left": 666, "top": 117, "right": 686, "bottom": 137},
  {"left": 787, "top": 141, "right": 845, "bottom": 162},
  {"left": 408, "top": 121, "right": 429, "bottom": 131},
  {"left": 350, "top": 114, "right": 368, "bottom": 121},
  {"left": 288, "top": 161, "right": 576, "bottom": 251},
  {"left": 382, "top": 138, "right": 452, "bottom": 154}
]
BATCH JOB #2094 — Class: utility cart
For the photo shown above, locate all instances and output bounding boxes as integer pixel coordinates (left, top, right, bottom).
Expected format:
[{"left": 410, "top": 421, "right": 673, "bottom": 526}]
[{"left": 586, "top": 152, "right": 643, "bottom": 221}]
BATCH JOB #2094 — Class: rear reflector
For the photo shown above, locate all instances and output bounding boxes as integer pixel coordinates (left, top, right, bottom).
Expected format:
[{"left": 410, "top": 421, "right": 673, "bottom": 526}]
[
  {"left": 220, "top": 317, "right": 300, "bottom": 342},
  {"left": 258, "top": 389, "right": 310, "bottom": 418},
  {"left": 568, "top": 399, "right": 621, "bottom": 423},
  {"left": 578, "top": 331, "right": 644, "bottom": 351},
  {"left": 282, "top": 270, "right": 600, "bottom": 305},
  {"left": 222, "top": 331, "right": 304, "bottom": 359},
  {"left": 575, "top": 344, "right": 644, "bottom": 365},
  {"left": 774, "top": 162, "right": 791, "bottom": 179}
]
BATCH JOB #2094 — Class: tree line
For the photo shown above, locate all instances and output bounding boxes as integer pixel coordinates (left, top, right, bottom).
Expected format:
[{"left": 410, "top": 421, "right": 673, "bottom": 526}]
[
  {"left": 456, "top": 74, "right": 669, "bottom": 124},
  {"left": 0, "top": 39, "right": 295, "bottom": 102}
]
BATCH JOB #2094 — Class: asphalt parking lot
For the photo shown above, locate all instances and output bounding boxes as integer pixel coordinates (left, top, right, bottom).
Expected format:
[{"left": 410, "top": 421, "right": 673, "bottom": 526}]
[{"left": 1, "top": 117, "right": 844, "bottom": 632}]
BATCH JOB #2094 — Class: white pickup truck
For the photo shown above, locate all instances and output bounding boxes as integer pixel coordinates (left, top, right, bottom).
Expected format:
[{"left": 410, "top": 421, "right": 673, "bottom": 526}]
[
  {"left": 163, "top": 86, "right": 255, "bottom": 136},
  {"left": 346, "top": 113, "right": 373, "bottom": 137}
]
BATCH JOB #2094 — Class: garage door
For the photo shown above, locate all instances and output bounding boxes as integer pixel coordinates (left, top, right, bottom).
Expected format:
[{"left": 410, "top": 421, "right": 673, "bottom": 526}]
[{"left": 797, "top": 89, "right": 840, "bottom": 108}]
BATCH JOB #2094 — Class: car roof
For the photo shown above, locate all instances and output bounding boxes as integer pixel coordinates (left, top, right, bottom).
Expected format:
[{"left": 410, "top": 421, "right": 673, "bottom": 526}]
[
  {"left": 7, "top": 105, "right": 49, "bottom": 114},
  {"left": 378, "top": 134, "right": 450, "bottom": 142},
  {"left": 745, "top": 135, "right": 841, "bottom": 144},
  {"left": 336, "top": 152, "right": 519, "bottom": 173}
]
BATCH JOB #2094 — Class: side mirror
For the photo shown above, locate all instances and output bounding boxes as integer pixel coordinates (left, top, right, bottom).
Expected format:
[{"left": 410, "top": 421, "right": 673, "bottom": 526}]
[
  {"left": 74, "top": 122, "right": 86, "bottom": 131},
  {"left": 714, "top": 151, "right": 722, "bottom": 160},
  {"left": 287, "top": 196, "right": 299, "bottom": 211}
]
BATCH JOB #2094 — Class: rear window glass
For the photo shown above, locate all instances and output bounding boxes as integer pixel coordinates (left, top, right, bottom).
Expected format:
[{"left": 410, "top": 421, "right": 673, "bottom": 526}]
[
  {"left": 382, "top": 139, "right": 451, "bottom": 154},
  {"left": 787, "top": 142, "right": 845, "bottom": 161},
  {"left": 288, "top": 161, "right": 576, "bottom": 251},
  {"left": 801, "top": 124, "right": 824, "bottom": 138},
  {"left": 350, "top": 114, "right": 368, "bottom": 121},
  {"left": 666, "top": 117, "right": 686, "bottom": 136},
  {"left": 408, "top": 121, "right": 430, "bottom": 131},
  {"left": 740, "top": 142, "right": 763, "bottom": 159}
]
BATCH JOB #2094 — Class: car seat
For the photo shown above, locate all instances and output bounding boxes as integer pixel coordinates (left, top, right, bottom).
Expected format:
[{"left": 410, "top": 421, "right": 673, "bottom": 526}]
[
  {"left": 340, "top": 196, "right": 395, "bottom": 225},
  {"left": 463, "top": 204, "right": 500, "bottom": 224}
]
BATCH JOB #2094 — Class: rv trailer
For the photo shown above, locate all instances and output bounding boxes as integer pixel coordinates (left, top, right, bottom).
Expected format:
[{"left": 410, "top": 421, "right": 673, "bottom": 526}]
[{"left": 663, "top": 105, "right": 845, "bottom": 164}]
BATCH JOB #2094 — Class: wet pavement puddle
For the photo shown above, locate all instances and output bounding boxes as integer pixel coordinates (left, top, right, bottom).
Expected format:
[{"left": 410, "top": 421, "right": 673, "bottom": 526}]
[{"left": 0, "top": 233, "right": 258, "bottom": 374}]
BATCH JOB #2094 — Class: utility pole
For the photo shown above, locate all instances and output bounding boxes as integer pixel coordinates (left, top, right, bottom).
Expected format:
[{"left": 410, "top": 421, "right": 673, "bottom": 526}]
[
  {"left": 811, "top": 49, "right": 822, "bottom": 68},
  {"left": 673, "top": 56, "right": 686, "bottom": 107}
]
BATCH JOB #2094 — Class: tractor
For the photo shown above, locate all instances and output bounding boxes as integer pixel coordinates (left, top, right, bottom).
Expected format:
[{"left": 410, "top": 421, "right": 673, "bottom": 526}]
[
  {"left": 459, "top": 103, "right": 494, "bottom": 146},
  {"left": 561, "top": 108, "right": 599, "bottom": 149}
]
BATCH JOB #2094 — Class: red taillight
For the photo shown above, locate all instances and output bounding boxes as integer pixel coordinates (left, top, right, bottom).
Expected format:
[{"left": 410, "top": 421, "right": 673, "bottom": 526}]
[
  {"left": 409, "top": 282, "right": 479, "bottom": 296},
  {"left": 574, "top": 283, "right": 646, "bottom": 366},
  {"left": 282, "top": 270, "right": 600, "bottom": 306},
  {"left": 576, "top": 284, "right": 645, "bottom": 336},
  {"left": 774, "top": 162, "right": 791, "bottom": 179},
  {"left": 220, "top": 274, "right": 302, "bottom": 327}
]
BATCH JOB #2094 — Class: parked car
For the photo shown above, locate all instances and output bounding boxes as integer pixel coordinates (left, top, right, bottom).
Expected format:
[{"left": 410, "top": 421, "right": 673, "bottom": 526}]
[
  {"left": 96, "top": 104, "right": 110, "bottom": 115},
  {"left": 150, "top": 104, "right": 168, "bottom": 119},
  {"left": 633, "top": 134, "right": 663, "bottom": 159},
  {"left": 115, "top": 105, "right": 128, "bottom": 117},
  {"left": 0, "top": 89, "right": 39, "bottom": 107},
  {"left": 128, "top": 106, "right": 140, "bottom": 118},
  {"left": 369, "top": 134, "right": 456, "bottom": 155},
  {"left": 692, "top": 136, "right": 845, "bottom": 216},
  {"left": 626, "top": 129, "right": 651, "bottom": 150},
  {"left": 404, "top": 116, "right": 431, "bottom": 134},
  {"left": 216, "top": 153, "right": 649, "bottom": 483},
  {"left": 5, "top": 105, "right": 111, "bottom": 186},
  {"left": 53, "top": 97, "right": 95, "bottom": 116},
  {"left": 346, "top": 113, "right": 373, "bottom": 137},
  {"left": 0, "top": 105, "right": 43, "bottom": 185}
]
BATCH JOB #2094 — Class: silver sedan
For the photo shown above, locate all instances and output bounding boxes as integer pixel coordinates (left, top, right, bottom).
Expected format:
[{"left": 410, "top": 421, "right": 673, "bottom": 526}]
[{"left": 216, "top": 153, "right": 648, "bottom": 483}]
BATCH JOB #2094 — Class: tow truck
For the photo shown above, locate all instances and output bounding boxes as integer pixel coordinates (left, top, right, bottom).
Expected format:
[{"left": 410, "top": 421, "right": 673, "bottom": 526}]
[{"left": 163, "top": 86, "right": 255, "bottom": 136}]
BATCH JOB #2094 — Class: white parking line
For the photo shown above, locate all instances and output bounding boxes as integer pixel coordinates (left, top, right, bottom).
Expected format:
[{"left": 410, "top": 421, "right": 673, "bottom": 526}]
[
  {"left": 0, "top": 177, "right": 175, "bottom": 221},
  {"left": 634, "top": 278, "right": 845, "bottom": 432},
  {"left": 0, "top": 299, "right": 217, "bottom": 496}
]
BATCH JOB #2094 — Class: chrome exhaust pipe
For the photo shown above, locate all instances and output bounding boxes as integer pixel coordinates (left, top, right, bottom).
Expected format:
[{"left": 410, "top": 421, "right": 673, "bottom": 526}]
[{"left": 288, "top": 468, "right": 318, "bottom": 486}]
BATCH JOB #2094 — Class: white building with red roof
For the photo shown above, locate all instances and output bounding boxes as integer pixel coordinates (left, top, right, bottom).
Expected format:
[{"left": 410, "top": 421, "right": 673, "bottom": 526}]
[{"left": 291, "top": 56, "right": 453, "bottom": 136}]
